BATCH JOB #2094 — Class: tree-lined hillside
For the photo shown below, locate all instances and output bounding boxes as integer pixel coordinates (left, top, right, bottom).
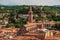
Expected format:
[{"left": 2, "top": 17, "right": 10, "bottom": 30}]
[
  {"left": 0, "top": 5, "right": 60, "bottom": 28},
  {"left": 0, "top": 5, "right": 60, "bottom": 14}
]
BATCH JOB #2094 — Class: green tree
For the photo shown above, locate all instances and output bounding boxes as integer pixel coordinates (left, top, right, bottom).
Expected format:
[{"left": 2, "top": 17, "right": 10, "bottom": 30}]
[
  {"left": 52, "top": 23, "right": 60, "bottom": 30},
  {"left": 6, "top": 23, "right": 14, "bottom": 28}
]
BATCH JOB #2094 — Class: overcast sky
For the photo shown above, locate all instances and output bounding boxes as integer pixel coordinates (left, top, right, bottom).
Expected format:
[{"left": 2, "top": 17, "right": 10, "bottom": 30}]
[{"left": 0, "top": 0, "right": 60, "bottom": 6}]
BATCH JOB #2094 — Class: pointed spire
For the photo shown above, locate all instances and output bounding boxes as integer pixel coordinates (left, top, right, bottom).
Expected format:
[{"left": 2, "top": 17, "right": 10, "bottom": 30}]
[
  {"left": 29, "top": 6, "right": 33, "bottom": 14},
  {"left": 30, "top": 6, "right": 32, "bottom": 11},
  {"left": 28, "top": 7, "right": 33, "bottom": 23}
]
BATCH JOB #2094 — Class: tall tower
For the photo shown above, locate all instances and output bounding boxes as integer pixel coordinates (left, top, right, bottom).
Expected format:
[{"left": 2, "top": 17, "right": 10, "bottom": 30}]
[{"left": 28, "top": 7, "right": 33, "bottom": 23}]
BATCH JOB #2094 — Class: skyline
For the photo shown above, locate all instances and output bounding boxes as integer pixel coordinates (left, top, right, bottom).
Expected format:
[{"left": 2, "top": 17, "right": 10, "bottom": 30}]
[{"left": 0, "top": 0, "right": 60, "bottom": 6}]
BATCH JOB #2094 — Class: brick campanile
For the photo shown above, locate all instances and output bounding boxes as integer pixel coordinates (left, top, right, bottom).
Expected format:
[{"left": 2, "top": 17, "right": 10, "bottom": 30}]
[{"left": 28, "top": 7, "right": 33, "bottom": 23}]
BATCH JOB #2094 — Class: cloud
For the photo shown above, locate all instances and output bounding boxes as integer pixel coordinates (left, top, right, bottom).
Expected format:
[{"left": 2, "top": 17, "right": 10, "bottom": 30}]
[{"left": 0, "top": 0, "right": 60, "bottom": 6}]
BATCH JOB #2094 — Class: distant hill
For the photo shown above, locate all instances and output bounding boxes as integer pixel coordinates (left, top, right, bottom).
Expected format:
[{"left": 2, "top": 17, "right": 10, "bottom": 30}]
[
  {"left": 54, "top": 5, "right": 60, "bottom": 7},
  {"left": 0, "top": 5, "right": 60, "bottom": 14}
]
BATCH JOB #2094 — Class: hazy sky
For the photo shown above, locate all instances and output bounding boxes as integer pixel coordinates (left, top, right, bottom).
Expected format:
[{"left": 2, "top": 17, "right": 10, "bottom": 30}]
[{"left": 0, "top": 0, "right": 60, "bottom": 6}]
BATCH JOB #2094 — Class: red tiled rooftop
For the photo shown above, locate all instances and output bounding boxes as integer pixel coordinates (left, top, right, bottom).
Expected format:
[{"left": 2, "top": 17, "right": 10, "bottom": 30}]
[
  {"left": 1, "top": 28, "right": 19, "bottom": 32},
  {"left": 11, "top": 36, "right": 40, "bottom": 40},
  {"left": 24, "top": 32, "right": 44, "bottom": 36},
  {"left": 45, "top": 36, "right": 59, "bottom": 39}
]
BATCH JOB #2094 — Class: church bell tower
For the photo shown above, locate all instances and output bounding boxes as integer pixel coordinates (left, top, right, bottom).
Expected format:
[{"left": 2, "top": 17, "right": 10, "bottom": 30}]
[{"left": 28, "top": 7, "right": 33, "bottom": 23}]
